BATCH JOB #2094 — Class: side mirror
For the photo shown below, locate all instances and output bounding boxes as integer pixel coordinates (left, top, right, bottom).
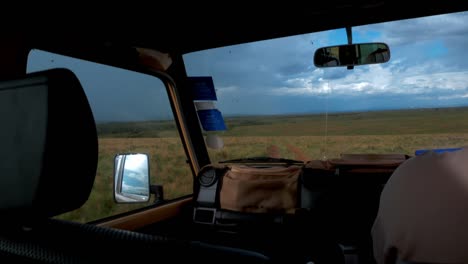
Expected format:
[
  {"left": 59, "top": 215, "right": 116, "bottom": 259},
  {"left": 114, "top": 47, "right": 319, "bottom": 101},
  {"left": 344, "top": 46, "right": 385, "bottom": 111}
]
[
  {"left": 314, "top": 42, "right": 390, "bottom": 68},
  {"left": 114, "top": 153, "right": 150, "bottom": 203}
]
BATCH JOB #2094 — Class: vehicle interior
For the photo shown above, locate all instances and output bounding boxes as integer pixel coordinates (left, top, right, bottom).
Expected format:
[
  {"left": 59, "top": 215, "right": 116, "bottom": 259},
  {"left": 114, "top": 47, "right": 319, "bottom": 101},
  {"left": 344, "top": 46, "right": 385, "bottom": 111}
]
[{"left": 1, "top": 2, "right": 468, "bottom": 263}]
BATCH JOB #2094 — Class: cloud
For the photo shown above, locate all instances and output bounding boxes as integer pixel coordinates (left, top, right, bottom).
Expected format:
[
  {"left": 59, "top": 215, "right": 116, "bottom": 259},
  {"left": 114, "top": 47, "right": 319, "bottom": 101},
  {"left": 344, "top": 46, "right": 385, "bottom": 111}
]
[
  {"left": 272, "top": 64, "right": 391, "bottom": 96},
  {"left": 357, "top": 11, "right": 468, "bottom": 45},
  {"left": 189, "top": 10, "right": 468, "bottom": 115},
  {"left": 401, "top": 71, "right": 468, "bottom": 91},
  {"left": 438, "top": 93, "right": 468, "bottom": 100},
  {"left": 123, "top": 170, "right": 146, "bottom": 182},
  {"left": 122, "top": 182, "right": 149, "bottom": 196},
  {"left": 184, "top": 30, "right": 332, "bottom": 90},
  {"left": 120, "top": 155, "right": 148, "bottom": 183},
  {"left": 272, "top": 62, "right": 468, "bottom": 98}
]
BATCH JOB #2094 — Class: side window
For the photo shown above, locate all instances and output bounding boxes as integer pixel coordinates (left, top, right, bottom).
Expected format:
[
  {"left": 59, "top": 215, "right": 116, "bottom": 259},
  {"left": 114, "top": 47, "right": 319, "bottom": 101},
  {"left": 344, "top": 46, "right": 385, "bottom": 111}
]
[{"left": 27, "top": 49, "right": 192, "bottom": 223}]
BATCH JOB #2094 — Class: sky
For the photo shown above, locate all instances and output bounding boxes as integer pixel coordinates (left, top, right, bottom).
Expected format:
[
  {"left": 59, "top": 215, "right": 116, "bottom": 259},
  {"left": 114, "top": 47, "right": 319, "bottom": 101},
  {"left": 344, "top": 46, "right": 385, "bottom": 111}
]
[
  {"left": 183, "top": 11, "right": 468, "bottom": 116},
  {"left": 27, "top": 50, "right": 174, "bottom": 122},
  {"left": 28, "top": 11, "right": 468, "bottom": 121},
  {"left": 121, "top": 154, "right": 149, "bottom": 196}
]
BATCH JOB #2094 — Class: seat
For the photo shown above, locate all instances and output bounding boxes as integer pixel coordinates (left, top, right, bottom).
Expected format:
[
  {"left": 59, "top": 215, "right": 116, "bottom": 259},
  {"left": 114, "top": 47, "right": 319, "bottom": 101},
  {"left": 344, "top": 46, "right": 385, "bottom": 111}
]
[
  {"left": 0, "top": 68, "right": 269, "bottom": 263},
  {"left": 372, "top": 149, "right": 468, "bottom": 264}
]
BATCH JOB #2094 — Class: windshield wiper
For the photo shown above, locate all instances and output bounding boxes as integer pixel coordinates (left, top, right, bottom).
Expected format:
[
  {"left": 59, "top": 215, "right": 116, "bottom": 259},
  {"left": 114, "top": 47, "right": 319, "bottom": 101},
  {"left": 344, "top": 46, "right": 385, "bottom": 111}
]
[{"left": 219, "top": 157, "right": 303, "bottom": 164}]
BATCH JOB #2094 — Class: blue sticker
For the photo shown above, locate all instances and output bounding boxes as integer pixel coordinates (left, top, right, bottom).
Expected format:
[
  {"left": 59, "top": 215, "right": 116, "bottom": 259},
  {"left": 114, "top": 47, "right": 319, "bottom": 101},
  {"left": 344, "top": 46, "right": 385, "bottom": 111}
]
[
  {"left": 188, "top": 76, "right": 217, "bottom": 101},
  {"left": 197, "top": 109, "right": 227, "bottom": 131},
  {"left": 415, "top": 148, "right": 463, "bottom": 156}
]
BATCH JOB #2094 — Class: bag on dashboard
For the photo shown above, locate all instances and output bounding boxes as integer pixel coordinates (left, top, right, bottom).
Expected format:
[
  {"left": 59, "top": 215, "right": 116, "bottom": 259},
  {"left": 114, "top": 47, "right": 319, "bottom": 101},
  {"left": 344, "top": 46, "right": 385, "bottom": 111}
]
[
  {"left": 220, "top": 165, "right": 301, "bottom": 214},
  {"left": 193, "top": 163, "right": 303, "bottom": 225}
]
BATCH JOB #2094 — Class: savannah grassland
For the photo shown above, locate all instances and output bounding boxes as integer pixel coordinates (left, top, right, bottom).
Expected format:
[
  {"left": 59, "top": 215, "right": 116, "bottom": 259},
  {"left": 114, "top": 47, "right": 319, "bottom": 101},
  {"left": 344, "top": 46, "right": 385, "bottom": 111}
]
[{"left": 58, "top": 107, "right": 468, "bottom": 223}]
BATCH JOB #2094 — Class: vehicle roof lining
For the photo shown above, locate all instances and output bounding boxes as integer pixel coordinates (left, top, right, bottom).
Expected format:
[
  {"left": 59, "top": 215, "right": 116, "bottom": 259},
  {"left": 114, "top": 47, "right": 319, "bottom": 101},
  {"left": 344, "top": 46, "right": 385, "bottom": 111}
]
[{"left": 29, "top": 2, "right": 468, "bottom": 66}]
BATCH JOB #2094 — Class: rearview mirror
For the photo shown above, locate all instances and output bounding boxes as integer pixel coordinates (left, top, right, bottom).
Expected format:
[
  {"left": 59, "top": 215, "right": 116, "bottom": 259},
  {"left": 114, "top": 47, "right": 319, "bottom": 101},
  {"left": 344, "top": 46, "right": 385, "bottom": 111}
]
[
  {"left": 114, "top": 153, "right": 150, "bottom": 203},
  {"left": 314, "top": 42, "right": 390, "bottom": 68}
]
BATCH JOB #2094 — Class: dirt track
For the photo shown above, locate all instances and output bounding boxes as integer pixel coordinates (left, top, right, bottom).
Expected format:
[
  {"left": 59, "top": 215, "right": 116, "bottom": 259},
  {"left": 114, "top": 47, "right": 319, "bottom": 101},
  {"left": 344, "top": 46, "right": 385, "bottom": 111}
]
[
  {"left": 266, "top": 145, "right": 281, "bottom": 158},
  {"left": 286, "top": 144, "right": 310, "bottom": 161}
]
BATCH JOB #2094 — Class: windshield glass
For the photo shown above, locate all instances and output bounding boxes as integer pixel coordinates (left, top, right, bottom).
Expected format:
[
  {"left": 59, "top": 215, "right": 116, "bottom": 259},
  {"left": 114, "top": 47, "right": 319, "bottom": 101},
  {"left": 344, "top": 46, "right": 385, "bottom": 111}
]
[{"left": 184, "top": 11, "right": 468, "bottom": 163}]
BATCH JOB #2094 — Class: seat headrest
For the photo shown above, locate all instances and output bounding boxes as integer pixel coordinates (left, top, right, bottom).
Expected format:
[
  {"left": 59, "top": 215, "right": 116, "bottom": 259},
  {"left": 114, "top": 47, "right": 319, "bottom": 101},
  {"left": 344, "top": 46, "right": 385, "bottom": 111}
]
[{"left": 0, "top": 68, "right": 98, "bottom": 220}]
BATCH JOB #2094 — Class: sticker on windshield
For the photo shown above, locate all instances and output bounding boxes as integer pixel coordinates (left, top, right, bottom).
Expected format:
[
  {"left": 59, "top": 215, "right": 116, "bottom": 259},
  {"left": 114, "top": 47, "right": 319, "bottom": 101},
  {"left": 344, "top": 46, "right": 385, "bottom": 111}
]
[
  {"left": 194, "top": 101, "right": 215, "bottom": 111},
  {"left": 188, "top": 76, "right": 217, "bottom": 101},
  {"left": 197, "top": 109, "right": 227, "bottom": 131}
]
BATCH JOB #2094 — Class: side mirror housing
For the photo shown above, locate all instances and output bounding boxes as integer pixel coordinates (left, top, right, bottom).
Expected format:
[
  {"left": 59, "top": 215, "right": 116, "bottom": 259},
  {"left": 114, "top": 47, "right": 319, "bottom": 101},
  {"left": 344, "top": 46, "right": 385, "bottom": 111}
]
[{"left": 114, "top": 153, "right": 150, "bottom": 203}]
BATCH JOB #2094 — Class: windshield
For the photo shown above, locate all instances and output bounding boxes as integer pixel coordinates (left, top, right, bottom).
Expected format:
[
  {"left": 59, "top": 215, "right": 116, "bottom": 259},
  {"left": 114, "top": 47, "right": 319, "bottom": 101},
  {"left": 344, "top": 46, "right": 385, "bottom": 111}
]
[{"left": 184, "top": 11, "right": 468, "bottom": 163}]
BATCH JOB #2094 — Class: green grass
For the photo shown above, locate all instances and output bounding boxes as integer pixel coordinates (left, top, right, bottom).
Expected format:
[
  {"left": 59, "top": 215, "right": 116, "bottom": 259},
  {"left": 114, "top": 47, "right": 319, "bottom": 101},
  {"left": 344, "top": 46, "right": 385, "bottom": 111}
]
[
  {"left": 208, "top": 134, "right": 468, "bottom": 163},
  {"left": 97, "top": 120, "right": 179, "bottom": 138},
  {"left": 222, "top": 107, "right": 468, "bottom": 136},
  {"left": 57, "top": 138, "right": 192, "bottom": 222},
  {"left": 57, "top": 107, "right": 468, "bottom": 222}
]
